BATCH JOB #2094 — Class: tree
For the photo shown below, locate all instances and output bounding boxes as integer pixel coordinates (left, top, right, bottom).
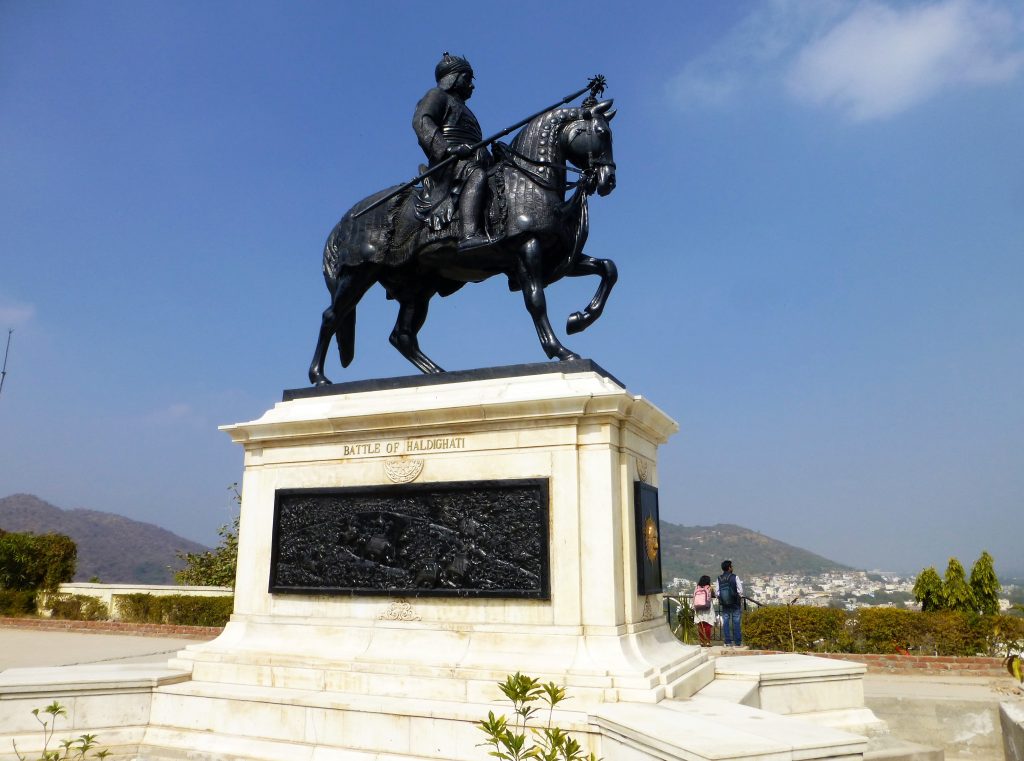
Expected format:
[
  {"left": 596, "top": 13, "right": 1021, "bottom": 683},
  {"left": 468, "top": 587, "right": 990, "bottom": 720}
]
[
  {"left": 0, "top": 531, "right": 76, "bottom": 591},
  {"left": 941, "top": 557, "right": 975, "bottom": 613},
  {"left": 969, "top": 550, "right": 1000, "bottom": 615},
  {"left": 174, "top": 484, "right": 239, "bottom": 588},
  {"left": 912, "top": 566, "right": 943, "bottom": 612}
]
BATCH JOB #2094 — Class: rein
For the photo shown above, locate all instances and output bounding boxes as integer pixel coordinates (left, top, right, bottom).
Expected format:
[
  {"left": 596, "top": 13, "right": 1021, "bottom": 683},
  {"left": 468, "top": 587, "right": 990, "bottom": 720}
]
[{"left": 502, "top": 143, "right": 606, "bottom": 194}]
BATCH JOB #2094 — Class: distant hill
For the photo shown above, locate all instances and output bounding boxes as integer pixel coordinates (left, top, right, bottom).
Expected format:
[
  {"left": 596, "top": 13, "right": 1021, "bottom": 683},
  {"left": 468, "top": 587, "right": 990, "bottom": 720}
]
[
  {"left": 659, "top": 521, "right": 853, "bottom": 583},
  {"left": 0, "top": 494, "right": 210, "bottom": 584}
]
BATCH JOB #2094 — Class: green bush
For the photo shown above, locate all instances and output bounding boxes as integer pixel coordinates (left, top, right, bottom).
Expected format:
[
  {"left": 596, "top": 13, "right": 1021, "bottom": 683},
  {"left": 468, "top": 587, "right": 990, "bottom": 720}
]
[
  {"left": 114, "top": 593, "right": 163, "bottom": 623},
  {"left": 747, "top": 605, "right": 1024, "bottom": 657},
  {"left": 990, "top": 615, "right": 1024, "bottom": 655},
  {"left": 159, "top": 595, "right": 233, "bottom": 627},
  {"left": 115, "top": 593, "right": 232, "bottom": 627},
  {"left": 47, "top": 594, "right": 110, "bottom": 622},
  {"left": 0, "top": 589, "right": 37, "bottom": 616},
  {"left": 0, "top": 532, "right": 76, "bottom": 592},
  {"left": 850, "top": 607, "right": 922, "bottom": 653},
  {"left": 744, "top": 606, "right": 849, "bottom": 652}
]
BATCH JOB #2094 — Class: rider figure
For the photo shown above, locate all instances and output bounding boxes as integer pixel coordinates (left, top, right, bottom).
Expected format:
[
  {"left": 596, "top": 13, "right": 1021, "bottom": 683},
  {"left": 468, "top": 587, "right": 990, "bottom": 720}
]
[{"left": 413, "top": 52, "right": 491, "bottom": 250}]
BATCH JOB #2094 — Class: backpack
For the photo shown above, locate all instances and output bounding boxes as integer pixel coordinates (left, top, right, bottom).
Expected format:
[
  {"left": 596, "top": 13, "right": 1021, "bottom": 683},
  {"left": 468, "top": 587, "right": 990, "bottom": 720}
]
[
  {"left": 717, "top": 572, "right": 738, "bottom": 608},
  {"left": 693, "top": 586, "right": 711, "bottom": 611}
]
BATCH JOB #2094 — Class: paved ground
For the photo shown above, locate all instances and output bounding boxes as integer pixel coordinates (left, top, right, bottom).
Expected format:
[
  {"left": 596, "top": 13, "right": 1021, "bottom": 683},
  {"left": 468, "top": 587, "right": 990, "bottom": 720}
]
[{"left": 0, "top": 628, "right": 215, "bottom": 669}]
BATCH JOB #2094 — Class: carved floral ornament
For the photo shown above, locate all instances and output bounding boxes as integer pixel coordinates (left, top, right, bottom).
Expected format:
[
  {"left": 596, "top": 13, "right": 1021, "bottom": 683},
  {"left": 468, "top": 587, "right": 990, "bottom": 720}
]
[
  {"left": 384, "top": 458, "right": 424, "bottom": 483},
  {"left": 635, "top": 458, "right": 650, "bottom": 483},
  {"left": 379, "top": 598, "right": 420, "bottom": 621}
]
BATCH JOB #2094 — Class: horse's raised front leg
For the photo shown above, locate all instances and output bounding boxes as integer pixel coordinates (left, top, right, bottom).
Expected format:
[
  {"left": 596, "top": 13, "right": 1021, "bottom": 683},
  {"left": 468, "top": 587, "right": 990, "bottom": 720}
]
[
  {"left": 566, "top": 254, "right": 617, "bottom": 335},
  {"left": 390, "top": 293, "right": 445, "bottom": 374},
  {"left": 516, "top": 238, "right": 580, "bottom": 362}
]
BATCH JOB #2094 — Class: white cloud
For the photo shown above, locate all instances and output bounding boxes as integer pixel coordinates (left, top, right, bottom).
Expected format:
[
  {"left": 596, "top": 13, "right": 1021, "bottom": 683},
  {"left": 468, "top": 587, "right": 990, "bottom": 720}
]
[
  {"left": 787, "top": 0, "right": 1024, "bottom": 121},
  {"left": 669, "top": 0, "right": 1024, "bottom": 122},
  {"left": 670, "top": 0, "right": 848, "bottom": 109},
  {"left": 0, "top": 302, "right": 36, "bottom": 327}
]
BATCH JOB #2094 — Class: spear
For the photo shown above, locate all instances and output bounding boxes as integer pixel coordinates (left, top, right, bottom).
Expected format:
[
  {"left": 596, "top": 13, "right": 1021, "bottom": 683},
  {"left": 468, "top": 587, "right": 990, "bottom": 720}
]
[
  {"left": 352, "top": 75, "right": 606, "bottom": 219},
  {"left": 0, "top": 329, "right": 11, "bottom": 399}
]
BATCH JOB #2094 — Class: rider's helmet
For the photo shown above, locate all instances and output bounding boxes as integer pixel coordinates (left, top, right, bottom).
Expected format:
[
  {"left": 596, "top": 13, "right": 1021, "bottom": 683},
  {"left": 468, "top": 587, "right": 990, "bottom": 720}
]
[{"left": 435, "top": 52, "right": 473, "bottom": 90}]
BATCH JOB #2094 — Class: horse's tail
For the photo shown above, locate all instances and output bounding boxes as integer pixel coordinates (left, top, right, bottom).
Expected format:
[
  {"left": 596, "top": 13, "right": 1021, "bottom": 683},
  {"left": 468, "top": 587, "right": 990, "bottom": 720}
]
[{"left": 336, "top": 308, "right": 356, "bottom": 368}]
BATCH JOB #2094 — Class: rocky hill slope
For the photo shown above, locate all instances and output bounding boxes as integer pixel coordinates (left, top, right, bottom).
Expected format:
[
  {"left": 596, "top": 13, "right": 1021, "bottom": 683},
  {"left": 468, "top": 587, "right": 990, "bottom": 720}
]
[
  {"left": 659, "top": 521, "right": 853, "bottom": 583},
  {"left": 0, "top": 493, "right": 209, "bottom": 584}
]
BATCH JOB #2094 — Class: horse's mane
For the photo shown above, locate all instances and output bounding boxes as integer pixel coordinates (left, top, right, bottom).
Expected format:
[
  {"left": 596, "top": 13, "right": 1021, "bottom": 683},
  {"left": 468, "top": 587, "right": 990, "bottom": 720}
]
[{"left": 508, "top": 107, "right": 579, "bottom": 188}]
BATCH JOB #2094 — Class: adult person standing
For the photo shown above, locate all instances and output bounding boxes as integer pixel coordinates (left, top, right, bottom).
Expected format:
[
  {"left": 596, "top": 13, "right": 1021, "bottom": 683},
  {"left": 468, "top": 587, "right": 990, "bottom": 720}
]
[{"left": 715, "top": 559, "right": 744, "bottom": 648}]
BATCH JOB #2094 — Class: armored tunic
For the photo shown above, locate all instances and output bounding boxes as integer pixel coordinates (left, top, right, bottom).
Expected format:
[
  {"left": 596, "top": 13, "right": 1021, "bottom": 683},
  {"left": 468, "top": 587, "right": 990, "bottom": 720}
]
[{"left": 412, "top": 87, "right": 489, "bottom": 178}]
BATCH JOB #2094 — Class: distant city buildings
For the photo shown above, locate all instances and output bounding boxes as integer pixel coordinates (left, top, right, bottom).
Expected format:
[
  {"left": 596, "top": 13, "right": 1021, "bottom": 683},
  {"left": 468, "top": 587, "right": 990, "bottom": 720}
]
[{"left": 667, "top": 570, "right": 1018, "bottom": 612}]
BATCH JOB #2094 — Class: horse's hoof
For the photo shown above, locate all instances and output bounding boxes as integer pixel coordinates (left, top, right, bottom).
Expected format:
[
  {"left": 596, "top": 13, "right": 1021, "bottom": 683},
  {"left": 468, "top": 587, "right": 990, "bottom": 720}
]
[
  {"left": 558, "top": 352, "right": 581, "bottom": 362},
  {"left": 566, "top": 312, "right": 587, "bottom": 335},
  {"left": 311, "top": 375, "right": 332, "bottom": 387}
]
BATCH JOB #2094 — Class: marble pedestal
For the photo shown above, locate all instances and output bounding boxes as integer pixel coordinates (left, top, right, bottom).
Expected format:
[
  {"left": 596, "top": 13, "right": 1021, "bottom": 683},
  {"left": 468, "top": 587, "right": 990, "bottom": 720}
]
[{"left": 173, "top": 361, "right": 696, "bottom": 704}]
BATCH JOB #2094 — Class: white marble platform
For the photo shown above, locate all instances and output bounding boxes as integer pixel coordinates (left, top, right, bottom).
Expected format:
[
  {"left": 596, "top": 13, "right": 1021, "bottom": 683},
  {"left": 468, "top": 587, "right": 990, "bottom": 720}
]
[{"left": 696, "top": 654, "right": 887, "bottom": 736}]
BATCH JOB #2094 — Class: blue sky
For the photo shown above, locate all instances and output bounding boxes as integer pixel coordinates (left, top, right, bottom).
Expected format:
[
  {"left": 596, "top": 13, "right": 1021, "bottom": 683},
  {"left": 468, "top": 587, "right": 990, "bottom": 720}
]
[{"left": 2, "top": 1, "right": 1022, "bottom": 576}]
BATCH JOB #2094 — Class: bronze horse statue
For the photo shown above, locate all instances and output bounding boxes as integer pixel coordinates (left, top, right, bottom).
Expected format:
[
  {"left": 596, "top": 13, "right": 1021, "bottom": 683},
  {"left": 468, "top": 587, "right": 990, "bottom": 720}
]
[{"left": 308, "top": 99, "right": 618, "bottom": 385}]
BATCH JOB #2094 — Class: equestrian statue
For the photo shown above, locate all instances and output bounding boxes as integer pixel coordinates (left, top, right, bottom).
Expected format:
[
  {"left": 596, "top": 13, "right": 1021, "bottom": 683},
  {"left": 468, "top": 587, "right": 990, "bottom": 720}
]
[{"left": 308, "top": 53, "right": 618, "bottom": 385}]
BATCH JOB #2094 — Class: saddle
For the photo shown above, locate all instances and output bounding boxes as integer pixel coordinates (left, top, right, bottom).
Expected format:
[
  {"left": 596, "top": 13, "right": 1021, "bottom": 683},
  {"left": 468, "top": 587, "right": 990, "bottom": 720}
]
[{"left": 410, "top": 153, "right": 509, "bottom": 246}]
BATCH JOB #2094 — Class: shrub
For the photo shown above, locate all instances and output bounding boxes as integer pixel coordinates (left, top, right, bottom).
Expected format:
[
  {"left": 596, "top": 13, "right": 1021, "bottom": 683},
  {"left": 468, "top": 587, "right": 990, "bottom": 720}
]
[
  {"left": 990, "top": 615, "right": 1024, "bottom": 656},
  {"left": 911, "top": 611, "right": 983, "bottom": 657},
  {"left": 0, "top": 590, "right": 37, "bottom": 616},
  {"left": 739, "top": 605, "right": 1024, "bottom": 657},
  {"left": 159, "top": 595, "right": 233, "bottom": 627},
  {"left": 0, "top": 532, "right": 76, "bottom": 592},
  {"left": 114, "top": 593, "right": 163, "bottom": 623},
  {"left": 851, "top": 607, "right": 922, "bottom": 654},
  {"left": 744, "top": 606, "right": 849, "bottom": 652},
  {"left": 115, "top": 593, "right": 232, "bottom": 627},
  {"left": 47, "top": 594, "right": 110, "bottom": 622}
]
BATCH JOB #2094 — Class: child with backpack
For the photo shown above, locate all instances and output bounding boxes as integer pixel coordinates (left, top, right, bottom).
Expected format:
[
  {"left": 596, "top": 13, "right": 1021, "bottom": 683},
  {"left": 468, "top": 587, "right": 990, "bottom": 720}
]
[{"left": 692, "top": 575, "right": 715, "bottom": 647}]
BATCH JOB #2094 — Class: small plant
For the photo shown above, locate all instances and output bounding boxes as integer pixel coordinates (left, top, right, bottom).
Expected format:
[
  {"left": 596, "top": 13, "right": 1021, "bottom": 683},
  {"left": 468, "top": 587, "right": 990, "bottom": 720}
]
[
  {"left": 477, "top": 672, "right": 598, "bottom": 761},
  {"left": 672, "top": 596, "right": 695, "bottom": 644},
  {"left": 1006, "top": 653, "right": 1023, "bottom": 685},
  {"left": 13, "top": 701, "right": 110, "bottom": 760}
]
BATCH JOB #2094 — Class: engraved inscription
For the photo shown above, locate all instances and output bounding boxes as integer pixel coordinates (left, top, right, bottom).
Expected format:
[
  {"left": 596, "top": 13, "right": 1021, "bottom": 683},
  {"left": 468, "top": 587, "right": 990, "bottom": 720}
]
[
  {"left": 270, "top": 479, "right": 549, "bottom": 598},
  {"left": 340, "top": 436, "right": 467, "bottom": 459}
]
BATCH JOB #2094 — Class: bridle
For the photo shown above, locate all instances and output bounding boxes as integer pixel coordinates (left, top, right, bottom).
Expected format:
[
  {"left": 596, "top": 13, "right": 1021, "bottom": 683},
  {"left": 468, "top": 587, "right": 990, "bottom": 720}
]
[{"left": 502, "top": 116, "right": 614, "bottom": 192}]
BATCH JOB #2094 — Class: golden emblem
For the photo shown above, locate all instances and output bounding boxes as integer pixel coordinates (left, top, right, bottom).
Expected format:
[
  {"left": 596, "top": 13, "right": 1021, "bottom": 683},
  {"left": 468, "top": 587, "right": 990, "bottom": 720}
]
[{"left": 643, "top": 516, "right": 659, "bottom": 562}]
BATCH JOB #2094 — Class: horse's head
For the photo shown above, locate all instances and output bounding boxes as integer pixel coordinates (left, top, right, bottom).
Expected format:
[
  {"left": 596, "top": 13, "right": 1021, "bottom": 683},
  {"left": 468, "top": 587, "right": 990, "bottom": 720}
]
[{"left": 561, "top": 99, "right": 617, "bottom": 196}]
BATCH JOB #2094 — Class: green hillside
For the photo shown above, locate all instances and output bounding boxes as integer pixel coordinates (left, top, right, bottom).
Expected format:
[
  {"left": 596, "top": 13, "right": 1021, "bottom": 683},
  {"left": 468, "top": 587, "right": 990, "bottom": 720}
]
[
  {"left": 659, "top": 521, "right": 853, "bottom": 584},
  {"left": 0, "top": 493, "right": 209, "bottom": 583}
]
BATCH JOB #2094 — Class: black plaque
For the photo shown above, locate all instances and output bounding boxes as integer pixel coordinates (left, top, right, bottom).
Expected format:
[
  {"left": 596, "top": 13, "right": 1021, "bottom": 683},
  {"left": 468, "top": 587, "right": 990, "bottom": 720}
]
[
  {"left": 269, "top": 479, "right": 549, "bottom": 598},
  {"left": 633, "top": 482, "right": 663, "bottom": 595}
]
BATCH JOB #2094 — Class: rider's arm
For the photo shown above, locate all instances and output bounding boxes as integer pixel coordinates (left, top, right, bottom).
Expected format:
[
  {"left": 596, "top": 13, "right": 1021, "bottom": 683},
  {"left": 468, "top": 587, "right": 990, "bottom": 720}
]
[{"left": 412, "top": 88, "right": 450, "bottom": 165}]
